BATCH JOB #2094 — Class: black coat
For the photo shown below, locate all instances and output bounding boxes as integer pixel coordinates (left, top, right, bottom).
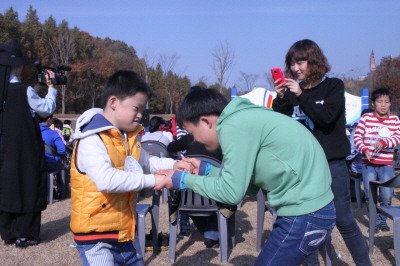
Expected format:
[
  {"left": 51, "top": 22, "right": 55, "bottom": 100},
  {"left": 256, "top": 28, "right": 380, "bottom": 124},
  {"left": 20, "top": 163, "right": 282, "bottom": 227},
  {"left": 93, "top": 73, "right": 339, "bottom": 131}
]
[{"left": 0, "top": 82, "right": 47, "bottom": 213}]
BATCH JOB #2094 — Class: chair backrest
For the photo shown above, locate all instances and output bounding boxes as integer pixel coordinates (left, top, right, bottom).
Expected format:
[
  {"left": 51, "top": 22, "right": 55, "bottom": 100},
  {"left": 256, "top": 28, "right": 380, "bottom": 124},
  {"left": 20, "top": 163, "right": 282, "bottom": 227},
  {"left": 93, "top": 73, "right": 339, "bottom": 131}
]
[
  {"left": 394, "top": 144, "right": 400, "bottom": 170},
  {"left": 141, "top": 140, "right": 170, "bottom": 158},
  {"left": 179, "top": 155, "right": 222, "bottom": 213},
  {"left": 186, "top": 155, "right": 222, "bottom": 168},
  {"left": 44, "top": 143, "right": 67, "bottom": 163},
  {"left": 378, "top": 173, "right": 400, "bottom": 188}
]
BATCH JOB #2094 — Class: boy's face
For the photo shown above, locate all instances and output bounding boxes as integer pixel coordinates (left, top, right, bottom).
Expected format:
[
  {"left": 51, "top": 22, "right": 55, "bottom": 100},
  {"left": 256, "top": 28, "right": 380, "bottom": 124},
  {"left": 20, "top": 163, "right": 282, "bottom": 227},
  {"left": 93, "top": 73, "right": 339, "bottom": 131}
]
[
  {"left": 183, "top": 116, "right": 220, "bottom": 152},
  {"left": 372, "top": 95, "right": 391, "bottom": 118},
  {"left": 112, "top": 92, "right": 148, "bottom": 132}
]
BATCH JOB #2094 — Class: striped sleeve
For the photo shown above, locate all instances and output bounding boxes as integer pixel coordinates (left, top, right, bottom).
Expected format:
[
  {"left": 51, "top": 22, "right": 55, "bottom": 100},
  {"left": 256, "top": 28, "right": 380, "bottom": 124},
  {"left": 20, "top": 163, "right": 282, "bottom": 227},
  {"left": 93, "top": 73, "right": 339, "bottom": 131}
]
[{"left": 354, "top": 115, "right": 368, "bottom": 153}]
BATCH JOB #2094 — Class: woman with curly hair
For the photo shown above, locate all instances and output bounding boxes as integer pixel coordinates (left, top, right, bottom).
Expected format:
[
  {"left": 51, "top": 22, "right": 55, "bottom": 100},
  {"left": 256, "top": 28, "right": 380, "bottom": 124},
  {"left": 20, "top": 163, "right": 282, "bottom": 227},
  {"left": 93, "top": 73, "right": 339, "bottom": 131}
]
[{"left": 272, "top": 39, "right": 372, "bottom": 266}]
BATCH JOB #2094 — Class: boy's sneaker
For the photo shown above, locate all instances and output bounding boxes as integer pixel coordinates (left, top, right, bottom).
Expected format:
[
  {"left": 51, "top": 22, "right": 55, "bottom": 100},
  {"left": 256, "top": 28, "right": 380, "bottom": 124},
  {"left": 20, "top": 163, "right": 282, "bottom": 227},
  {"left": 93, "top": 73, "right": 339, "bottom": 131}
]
[
  {"left": 380, "top": 221, "right": 390, "bottom": 232},
  {"left": 178, "top": 230, "right": 191, "bottom": 239},
  {"left": 204, "top": 238, "right": 219, "bottom": 248}
]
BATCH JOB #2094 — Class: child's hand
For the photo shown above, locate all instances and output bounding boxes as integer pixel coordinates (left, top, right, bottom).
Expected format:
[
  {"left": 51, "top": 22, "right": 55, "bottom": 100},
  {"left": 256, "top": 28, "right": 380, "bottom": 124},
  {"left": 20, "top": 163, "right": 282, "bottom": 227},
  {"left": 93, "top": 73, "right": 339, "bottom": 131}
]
[
  {"left": 374, "top": 141, "right": 383, "bottom": 153},
  {"left": 365, "top": 150, "right": 374, "bottom": 161},
  {"left": 154, "top": 174, "right": 167, "bottom": 190},
  {"left": 173, "top": 160, "right": 194, "bottom": 173},
  {"left": 181, "top": 157, "right": 201, "bottom": 175},
  {"left": 154, "top": 170, "right": 174, "bottom": 190}
]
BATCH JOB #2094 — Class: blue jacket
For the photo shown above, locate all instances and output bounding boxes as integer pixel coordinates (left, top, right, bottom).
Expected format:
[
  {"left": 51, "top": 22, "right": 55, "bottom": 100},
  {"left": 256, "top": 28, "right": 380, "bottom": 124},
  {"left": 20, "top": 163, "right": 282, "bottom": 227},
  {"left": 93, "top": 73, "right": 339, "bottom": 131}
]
[{"left": 40, "top": 124, "right": 66, "bottom": 166}]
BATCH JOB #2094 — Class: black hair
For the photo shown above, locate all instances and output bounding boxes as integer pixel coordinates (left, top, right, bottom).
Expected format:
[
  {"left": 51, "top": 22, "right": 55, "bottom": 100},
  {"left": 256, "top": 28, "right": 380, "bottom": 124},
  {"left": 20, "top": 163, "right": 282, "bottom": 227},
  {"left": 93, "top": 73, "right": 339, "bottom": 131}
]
[
  {"left": 176, "top": 88, "right": 228, "bottom": 128},
  {"left": 361, "top": 108, "right": 373, "bottom": 116},
  {"left": 101, "top": 70, "right": 152, "bottom": 108},
  {"left": 149, "top": 116, "right": 165, "bottom": 133},
  {"left": 53, "top": 118, "right": 63, "bottom": 130},
  {"left": 38, "top": 114, "right": 53, "bottom": 123},
  {"left": 189, "top": 85, "right": 206, "bottom": 92},
  {"left": 64, "top": 120, "right": 72, "bottom": 125},
  {"left": 371, "top": 88, "right": 391, "bottom": 102}
]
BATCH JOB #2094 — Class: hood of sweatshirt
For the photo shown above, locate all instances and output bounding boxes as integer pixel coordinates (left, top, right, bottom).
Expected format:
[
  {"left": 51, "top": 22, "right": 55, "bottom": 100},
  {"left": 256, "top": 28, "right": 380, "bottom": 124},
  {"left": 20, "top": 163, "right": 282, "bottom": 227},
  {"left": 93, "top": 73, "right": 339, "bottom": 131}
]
[
  {"left": 73, "top": 108, "right": 144, "bottom": 140},
  {"left": 73, "top": 108, "right": 115, "bottom": 140},
  {"left": 217, "top": 97, "right": 269, "bottom": 128}
]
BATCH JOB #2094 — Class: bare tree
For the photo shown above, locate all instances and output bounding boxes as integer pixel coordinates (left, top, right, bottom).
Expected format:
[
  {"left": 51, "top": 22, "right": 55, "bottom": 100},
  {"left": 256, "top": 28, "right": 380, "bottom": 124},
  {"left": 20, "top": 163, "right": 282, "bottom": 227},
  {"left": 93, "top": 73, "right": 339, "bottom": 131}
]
[
  {"left": 263, "top": 71, "right": 275, "bottom": 91},
  {"left": 238, "top": 72, "right": 260, "bottom": 92},
  {"left": 211, "top": 40, "right": 236, "bottom": 92},
  {"left": 48, "top": 25, "right": 75, "bottom": 114},
  {"left": 158, "top": 53, "right": 181, "bottom": 114}
]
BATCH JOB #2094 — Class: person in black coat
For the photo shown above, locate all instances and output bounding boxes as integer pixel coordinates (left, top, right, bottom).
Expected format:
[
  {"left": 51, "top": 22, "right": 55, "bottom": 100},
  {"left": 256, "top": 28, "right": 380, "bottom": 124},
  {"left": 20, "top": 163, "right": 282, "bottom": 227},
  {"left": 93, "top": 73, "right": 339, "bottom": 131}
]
[{"left": 0, "top": 43, "right": 57, "bottom": 248}]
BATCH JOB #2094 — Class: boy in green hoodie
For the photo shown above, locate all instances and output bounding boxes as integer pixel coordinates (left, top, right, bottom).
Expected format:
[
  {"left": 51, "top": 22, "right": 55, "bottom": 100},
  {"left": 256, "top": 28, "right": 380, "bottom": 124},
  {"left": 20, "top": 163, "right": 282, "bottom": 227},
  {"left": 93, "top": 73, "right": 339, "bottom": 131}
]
[{"left": 156, "top": 88, "right": 335, "bottom": 265}]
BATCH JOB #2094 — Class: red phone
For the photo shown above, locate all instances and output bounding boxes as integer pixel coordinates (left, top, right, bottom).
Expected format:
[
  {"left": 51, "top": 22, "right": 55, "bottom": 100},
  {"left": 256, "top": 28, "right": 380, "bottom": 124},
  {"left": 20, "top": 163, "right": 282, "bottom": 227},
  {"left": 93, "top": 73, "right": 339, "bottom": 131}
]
[{"left": 270, "top": 68, "right": 286, "bottom": 85}]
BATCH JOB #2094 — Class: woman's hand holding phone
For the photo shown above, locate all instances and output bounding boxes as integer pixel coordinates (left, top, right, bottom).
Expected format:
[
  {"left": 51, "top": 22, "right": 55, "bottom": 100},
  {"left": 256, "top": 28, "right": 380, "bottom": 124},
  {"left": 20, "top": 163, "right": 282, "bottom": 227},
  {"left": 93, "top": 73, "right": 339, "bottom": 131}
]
[{"left": 284, "top": 78, "right": 302, "bottom": 97}]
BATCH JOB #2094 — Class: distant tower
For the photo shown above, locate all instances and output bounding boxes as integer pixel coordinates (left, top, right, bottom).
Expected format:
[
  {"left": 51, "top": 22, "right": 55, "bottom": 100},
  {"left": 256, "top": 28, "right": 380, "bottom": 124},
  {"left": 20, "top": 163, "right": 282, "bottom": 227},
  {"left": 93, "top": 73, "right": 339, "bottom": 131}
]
[{"left": 370, "top": 50, "right": 376, "bottom": 72}]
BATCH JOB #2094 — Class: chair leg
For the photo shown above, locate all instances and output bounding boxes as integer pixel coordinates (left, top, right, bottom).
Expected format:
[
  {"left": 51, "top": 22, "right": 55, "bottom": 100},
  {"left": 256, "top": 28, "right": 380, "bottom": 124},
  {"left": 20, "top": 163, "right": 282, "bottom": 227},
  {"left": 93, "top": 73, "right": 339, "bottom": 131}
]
[
  {"left": 368, "top": 185, "right": 378, "bottom": 254},
  {"left": 228, "top": 213, "right": 236, "bottom": 249},
  {"left": 218, "top": 212, "right": 228, "bottom": 263},
  {"left": 393, "top": 217, "right": 400, "bottom": 266},
  {"left": 137, "top": 208, "right": 146, "bottom": 256},
  {"left": 151, "top": 190, "right": 161, "bottom": 255},
  {"left": 355, "top": 178, "right": 362, "bottom": 209},
  {"left": 169, "top": 214, "right": 178, "bottom": 263},
  {"left": 324, "top": 235, "right": 332, "bottom": 266},
  {"left": 162, "top": 187, "right": 168, "bottom": 204},
  {"left": 256, "top": 189, "right": 266, "bottom": 251},
  {"left": 48, "top": 173, "right": 54, "bottom": 205}
]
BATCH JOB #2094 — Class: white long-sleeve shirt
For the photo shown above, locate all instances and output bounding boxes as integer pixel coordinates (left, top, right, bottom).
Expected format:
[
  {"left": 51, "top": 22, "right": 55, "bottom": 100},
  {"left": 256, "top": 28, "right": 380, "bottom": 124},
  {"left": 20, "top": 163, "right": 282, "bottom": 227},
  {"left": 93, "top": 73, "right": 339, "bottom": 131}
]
[{"left": 9, "top": 74, "right": 57, "bottom": 117}]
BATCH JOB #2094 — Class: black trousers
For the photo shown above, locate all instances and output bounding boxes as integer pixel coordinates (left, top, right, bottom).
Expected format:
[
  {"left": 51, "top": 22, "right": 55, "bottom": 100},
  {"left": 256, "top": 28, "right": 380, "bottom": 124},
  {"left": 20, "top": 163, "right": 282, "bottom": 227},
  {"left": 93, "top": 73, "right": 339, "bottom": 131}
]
[{"left": 0, "top": 211, "right": 41, "bottom": 240}]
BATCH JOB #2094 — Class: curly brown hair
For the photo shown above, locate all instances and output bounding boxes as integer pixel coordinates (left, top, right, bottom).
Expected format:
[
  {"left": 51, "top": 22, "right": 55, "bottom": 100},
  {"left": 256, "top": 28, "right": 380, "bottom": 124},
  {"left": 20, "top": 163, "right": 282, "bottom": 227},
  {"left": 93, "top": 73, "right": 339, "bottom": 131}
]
[{"left": 284, "top": 39, "right": 331, "bottom": 83}]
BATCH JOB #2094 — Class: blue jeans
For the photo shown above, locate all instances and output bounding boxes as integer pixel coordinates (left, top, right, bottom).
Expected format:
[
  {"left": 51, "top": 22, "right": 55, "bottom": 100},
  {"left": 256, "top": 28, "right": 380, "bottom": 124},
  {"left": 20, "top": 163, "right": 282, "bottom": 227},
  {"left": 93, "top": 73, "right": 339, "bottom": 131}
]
[
  {"left": 254, "top": 201, "right": 335, "bottom": 266},
  {"left": 329, "top": 159, "right": 372, "bottom": 266},
  {"left": 179, "top": 213, "right": 191, "bottom": 232},
  {"left": 75, "top": 241, "right": 144, "bottom": 266},
  {"left": 362, "top": 164, "right": 394, "bottom": 224},
  {"left": 190, "top": 214, "right": 219, "bottom": 241}
]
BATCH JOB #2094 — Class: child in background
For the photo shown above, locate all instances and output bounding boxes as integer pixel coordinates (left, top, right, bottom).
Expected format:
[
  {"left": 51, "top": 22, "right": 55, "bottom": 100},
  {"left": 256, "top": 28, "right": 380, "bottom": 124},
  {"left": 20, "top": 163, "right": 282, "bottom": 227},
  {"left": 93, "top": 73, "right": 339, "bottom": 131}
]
[
  {"left": 70, "top": 70, "right": 190, "bottom": 266},
  {"left": 354, "top": 88, "right": 400, "bottom": 233}
]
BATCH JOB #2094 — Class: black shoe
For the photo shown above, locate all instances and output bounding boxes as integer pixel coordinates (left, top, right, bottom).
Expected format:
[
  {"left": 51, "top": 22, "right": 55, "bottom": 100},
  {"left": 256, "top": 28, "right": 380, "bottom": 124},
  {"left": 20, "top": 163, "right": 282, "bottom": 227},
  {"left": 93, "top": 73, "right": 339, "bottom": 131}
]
[
  {"left": 380, "top": 221, "right": 390, "bottom": 232},
  {"left": 158, "top": 232, "right": 169, "bottom": 251},
  {"left": 15, "top": 237, "right": 41, "bottom": 248},
  {"left": 204, "top": 238, "right": 219, "bottom": 248},
  {"left": 178, "top": 230, "right": 191, "bottom": 239},
  {"left": 4, "top": 239, "right": 16, "bottom": 246}
]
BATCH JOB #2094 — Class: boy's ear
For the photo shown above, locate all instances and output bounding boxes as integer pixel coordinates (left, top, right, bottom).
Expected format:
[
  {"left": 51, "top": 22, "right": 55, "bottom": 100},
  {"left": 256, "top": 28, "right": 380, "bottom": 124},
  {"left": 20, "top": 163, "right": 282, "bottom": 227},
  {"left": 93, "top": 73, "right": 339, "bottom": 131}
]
[
  {"left": 108, "top": 96, "right": 118, "bottom": 110},
  {"left": 200, "top": 116, "right": 217, "bottom": 129}
]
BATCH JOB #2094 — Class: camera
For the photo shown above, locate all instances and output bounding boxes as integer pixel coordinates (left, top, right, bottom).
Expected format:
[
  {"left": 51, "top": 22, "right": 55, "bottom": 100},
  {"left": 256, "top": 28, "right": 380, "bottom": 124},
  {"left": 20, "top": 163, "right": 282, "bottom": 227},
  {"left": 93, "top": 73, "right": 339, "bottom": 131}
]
[{"left": 34, "top": 59, "right": 72, "bottom": 85}]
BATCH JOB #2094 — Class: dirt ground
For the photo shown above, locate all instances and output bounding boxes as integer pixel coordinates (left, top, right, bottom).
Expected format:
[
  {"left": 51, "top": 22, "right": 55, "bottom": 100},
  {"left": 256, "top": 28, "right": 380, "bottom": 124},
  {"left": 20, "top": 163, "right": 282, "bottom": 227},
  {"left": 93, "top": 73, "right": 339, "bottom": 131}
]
[{"left": 0, "top": 184, "right": 398, "bottom": 266}]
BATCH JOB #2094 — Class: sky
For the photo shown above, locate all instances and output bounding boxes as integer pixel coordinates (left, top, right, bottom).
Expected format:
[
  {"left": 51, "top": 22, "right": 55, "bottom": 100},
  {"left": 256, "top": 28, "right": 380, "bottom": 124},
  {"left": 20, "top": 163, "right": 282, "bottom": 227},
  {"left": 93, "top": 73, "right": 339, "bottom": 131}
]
[{"left": 2, "top": 0, "right": 400, "bottom": 90}]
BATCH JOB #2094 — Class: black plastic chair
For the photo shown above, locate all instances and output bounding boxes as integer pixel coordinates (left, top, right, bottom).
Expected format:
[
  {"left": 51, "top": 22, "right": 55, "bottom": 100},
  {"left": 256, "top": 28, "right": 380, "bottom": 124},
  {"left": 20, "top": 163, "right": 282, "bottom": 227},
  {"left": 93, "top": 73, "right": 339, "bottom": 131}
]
[
  {"left": 141, "top": 140, "right": 172, "bottom": 204},
  {"left": 368, "top": 173, "right": 400, "bottom": 266},
  {"left": 45, "top": 143, "right": 68, "bottom": 204},
  {"left": 136, "top": 190, "right": 161, "bottom": 256},
  {"left": 168, "top": 155, "right": 235, "bottom": 263},
  {"left": 256, "top": 188, "right": 276, "bottom": 251},
  {"left": 141, "top": 140, "right": 171, "bottom": 158}
]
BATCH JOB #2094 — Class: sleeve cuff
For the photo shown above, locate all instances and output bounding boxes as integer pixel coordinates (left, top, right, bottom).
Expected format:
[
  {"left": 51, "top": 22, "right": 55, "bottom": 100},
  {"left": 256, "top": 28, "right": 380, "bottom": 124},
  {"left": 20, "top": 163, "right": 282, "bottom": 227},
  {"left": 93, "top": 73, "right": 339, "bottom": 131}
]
[
  {"left": 171, "top": 170, "right": 188, "bottom": 191},
  {"left": 379, "top": 139, "right": 386, "bottom": 147},
  {"left": 199, "top": 160, "right": 212, "bottom": 175}
]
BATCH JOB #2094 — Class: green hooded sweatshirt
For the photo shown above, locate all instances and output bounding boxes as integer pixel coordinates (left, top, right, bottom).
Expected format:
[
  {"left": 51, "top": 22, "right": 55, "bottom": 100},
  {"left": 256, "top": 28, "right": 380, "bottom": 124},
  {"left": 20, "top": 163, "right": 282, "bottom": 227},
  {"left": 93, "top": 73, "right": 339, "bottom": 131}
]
[{"left": 184, "top": 97, "right": 333, "bottom": 216}]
